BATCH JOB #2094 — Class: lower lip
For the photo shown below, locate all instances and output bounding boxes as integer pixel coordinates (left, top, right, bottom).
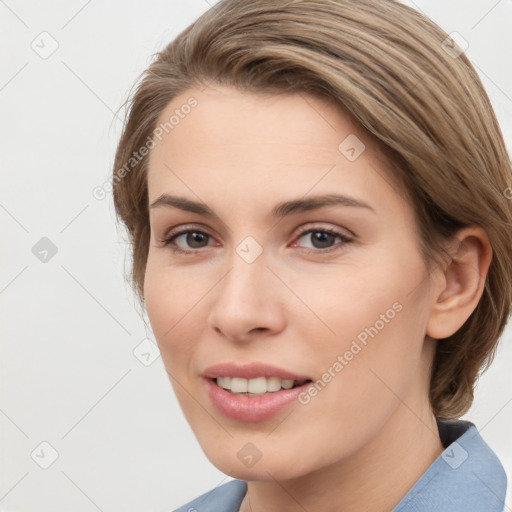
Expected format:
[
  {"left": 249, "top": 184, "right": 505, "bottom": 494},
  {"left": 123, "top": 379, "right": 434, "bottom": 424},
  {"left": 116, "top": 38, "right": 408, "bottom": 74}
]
[{"left": 205, "top": 378, "right": 311, "bottom": 422}]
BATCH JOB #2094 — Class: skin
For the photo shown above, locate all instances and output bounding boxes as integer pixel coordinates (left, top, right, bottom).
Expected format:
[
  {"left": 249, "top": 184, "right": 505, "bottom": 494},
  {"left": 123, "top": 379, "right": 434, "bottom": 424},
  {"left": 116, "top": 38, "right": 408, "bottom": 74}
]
[{"left": 144, "top": 84, "right": 492, "bottom": 512}]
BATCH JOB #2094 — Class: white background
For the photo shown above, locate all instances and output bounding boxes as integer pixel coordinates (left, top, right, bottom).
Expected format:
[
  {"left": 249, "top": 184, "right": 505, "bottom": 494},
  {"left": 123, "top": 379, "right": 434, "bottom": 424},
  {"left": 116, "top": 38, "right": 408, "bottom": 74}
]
[{"left": 1, "top": 1, "right": 511, "bottom": 511}]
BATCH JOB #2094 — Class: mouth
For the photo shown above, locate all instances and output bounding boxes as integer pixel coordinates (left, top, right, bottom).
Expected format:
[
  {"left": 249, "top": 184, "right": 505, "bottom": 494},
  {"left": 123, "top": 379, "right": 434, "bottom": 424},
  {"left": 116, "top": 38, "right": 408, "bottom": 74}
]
[
  {"left": 202, "top": 363, "right": 314, "bottom": 422},
  {"left": 214, "top": 376, "right": 312, "bottom": 396}
]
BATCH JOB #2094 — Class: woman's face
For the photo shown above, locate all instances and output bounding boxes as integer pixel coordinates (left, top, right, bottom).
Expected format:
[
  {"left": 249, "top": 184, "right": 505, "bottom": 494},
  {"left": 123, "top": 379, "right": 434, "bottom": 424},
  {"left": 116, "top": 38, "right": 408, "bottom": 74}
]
[{"left": 144, "top": 84, "right": 440, "bottom": 480}]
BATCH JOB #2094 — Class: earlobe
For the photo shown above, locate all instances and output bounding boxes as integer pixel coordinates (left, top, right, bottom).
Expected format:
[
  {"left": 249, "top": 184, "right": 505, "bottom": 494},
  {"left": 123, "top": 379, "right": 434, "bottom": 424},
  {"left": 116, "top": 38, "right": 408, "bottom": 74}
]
[{"left": 426, "top": 227, "right": 492, "bottom": 340}]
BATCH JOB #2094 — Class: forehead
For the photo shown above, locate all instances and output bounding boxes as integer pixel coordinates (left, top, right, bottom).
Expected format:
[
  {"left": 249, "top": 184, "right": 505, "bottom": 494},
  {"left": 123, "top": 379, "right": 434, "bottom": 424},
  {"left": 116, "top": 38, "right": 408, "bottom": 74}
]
[
  {"left": 152, "top": 85, "right": 349, "bottom": 155},
  {"left": 146, "top": 84, "right": 405, "bottom": 211}
]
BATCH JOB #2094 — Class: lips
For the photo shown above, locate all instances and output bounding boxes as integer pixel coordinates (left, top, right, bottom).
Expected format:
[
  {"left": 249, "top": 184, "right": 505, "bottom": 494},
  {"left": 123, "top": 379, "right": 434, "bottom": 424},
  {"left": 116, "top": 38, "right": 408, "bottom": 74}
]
[
  {"left": 202, "top": 362, "right": 314, "bottom": 422},
  {"left": 202, "top": 362, "right": 312, "bottom": 381}
]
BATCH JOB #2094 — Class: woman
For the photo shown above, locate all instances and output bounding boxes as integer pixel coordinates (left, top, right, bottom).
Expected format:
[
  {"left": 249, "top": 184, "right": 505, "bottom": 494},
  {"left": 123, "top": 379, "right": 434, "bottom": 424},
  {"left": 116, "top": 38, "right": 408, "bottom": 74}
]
[{"left": 112, "top": 0, "right": 511, "bottom": 510}]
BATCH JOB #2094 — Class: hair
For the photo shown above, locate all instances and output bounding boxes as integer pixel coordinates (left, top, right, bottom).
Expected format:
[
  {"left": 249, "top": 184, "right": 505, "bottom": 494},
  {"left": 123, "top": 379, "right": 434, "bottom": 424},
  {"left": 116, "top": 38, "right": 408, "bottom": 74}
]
[{"left": 112, "top": 0, "right": 512, "bottom": 419}]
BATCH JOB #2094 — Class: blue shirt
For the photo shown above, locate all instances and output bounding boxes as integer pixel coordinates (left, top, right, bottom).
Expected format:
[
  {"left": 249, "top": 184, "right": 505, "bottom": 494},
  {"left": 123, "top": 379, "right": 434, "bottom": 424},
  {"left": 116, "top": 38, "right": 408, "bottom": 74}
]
[{"left": 172, "top": 419, "right": 507, "bottom": 511}]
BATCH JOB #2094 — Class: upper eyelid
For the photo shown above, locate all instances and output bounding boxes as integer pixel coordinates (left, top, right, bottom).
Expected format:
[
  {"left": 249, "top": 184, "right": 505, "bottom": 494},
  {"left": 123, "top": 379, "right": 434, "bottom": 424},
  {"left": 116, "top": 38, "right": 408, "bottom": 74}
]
[
  {"left": 163, "top": 223, "right": 217, "bottom": 240},
  {"left": 164, "top": 222, "right": 351, "bottom": 237}
]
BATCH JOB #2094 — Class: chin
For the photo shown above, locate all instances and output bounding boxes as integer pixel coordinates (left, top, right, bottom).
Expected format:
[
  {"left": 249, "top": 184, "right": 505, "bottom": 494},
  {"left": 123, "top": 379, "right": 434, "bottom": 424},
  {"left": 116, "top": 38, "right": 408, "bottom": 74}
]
[{"left": 203, "top": 445, "right": 312, "bottom": 482}]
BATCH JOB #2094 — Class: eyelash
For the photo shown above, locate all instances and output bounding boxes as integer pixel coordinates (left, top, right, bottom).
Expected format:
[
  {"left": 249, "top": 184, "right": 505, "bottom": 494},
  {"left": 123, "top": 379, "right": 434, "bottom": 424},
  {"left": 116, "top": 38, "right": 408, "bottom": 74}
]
[{"left": 159, "top": 225, "right": 353, "bottom": 255}]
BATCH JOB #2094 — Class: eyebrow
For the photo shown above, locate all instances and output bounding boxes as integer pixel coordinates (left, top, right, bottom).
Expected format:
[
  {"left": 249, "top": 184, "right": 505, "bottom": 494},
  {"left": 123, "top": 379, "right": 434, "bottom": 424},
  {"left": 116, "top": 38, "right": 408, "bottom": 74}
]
[{"left": 149, "top": 193, "right": 376, "bottom": 218}]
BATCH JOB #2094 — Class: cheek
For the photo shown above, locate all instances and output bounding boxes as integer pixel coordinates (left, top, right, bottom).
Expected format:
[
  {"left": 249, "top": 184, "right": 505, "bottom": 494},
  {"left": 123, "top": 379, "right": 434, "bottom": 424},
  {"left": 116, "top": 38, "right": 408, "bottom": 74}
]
[
  {"left": 143, "top": 258, "right": 199, "bottom": 369},
  {"left": 144, "top": 268, "right": 206, "bottom": 426},
  {"left": 289, "top": 248, "right": 430, "bottom": 399},
  {"left": 288, "top": 255, "right": 417, "bottom": 345}
]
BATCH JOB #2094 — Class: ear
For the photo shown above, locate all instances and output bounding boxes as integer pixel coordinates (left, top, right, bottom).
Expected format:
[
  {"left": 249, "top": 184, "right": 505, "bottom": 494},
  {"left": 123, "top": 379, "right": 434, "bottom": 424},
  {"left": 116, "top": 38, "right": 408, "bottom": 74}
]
[{"left": 426, "top": 226, "right": 492, "bottom": 340}]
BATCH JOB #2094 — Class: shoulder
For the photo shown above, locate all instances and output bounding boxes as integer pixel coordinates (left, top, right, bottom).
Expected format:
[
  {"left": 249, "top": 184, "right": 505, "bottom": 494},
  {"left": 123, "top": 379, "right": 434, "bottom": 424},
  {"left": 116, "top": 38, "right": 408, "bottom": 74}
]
[{"left": 171, "top": 479, "right": 247, "bottom": 512}]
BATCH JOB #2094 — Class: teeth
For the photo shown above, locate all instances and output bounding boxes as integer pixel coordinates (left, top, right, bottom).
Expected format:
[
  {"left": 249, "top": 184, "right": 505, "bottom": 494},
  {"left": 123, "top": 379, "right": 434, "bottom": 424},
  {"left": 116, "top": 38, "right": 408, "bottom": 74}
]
[
  {"left": 248, "top": 377, "right": 266, "bottom": 394},
  {"left": 215, "top": 376, "right": 307, "bottom": 395},
  {"left": 267, "top": 377, "right": 282, "bottom": 392},
  {"left": 230, "top": 377, "right": 248, "bottom": 393},
  {"left": 217, "top": 376, "right": 231, "bottom": 390},
  {"left": 281, "top": 379, "right": 294, "bottom": 389}
]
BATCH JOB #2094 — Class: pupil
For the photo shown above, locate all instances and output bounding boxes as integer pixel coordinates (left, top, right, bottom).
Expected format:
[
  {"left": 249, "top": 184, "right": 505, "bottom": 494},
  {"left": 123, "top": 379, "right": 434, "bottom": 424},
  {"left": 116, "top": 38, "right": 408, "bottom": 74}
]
[
  {"left": 187, "top": 232, "right": 208, "bottom": 248},
  {"left": 312, "top": 232, "right": 334, "bottom": 249}
]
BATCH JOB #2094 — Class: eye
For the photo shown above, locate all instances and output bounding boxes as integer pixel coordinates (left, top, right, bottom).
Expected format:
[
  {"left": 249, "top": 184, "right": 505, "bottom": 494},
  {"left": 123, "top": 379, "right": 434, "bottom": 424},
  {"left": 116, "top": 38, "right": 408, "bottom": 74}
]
[
  {"left": 161, "top": 228, "right": 216, "bottom": 254},
  {"left": 292, "top": 227, "right": 353, "bottom": 252}
]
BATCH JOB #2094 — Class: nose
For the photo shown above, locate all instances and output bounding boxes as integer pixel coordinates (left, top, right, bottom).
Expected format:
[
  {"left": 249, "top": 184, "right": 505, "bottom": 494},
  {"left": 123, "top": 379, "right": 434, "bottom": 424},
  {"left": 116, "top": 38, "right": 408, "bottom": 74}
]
[{"left": 207, "top": 250, "right": 286, "bottom": 343}]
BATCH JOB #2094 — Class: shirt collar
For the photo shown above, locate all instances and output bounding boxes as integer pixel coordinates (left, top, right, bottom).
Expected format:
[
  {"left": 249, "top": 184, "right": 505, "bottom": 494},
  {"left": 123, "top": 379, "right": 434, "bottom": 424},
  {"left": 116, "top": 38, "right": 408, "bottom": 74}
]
[{"left": 392, "top": 419, "right": 507, "bottom": 511}]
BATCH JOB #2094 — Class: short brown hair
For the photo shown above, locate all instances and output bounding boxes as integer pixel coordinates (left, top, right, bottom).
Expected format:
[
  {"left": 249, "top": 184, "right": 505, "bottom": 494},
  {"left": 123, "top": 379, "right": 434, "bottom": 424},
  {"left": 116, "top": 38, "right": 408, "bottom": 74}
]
[{"left": 112, "top": 0, "right": 512, "bottom": 419}]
